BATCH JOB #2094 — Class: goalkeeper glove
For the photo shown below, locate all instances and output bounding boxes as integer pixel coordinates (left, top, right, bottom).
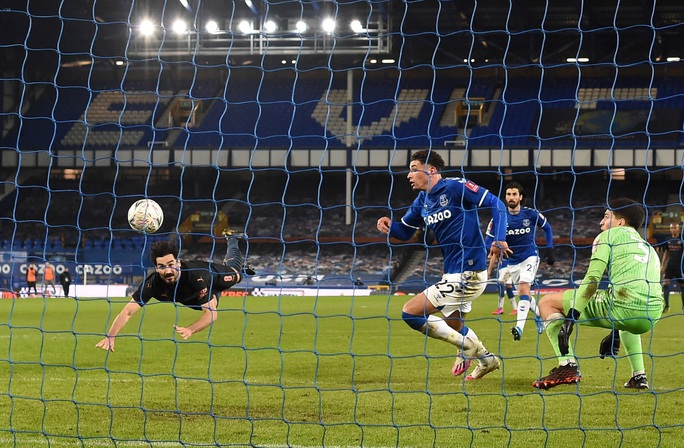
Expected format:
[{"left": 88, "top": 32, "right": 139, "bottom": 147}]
[
  {"left": 598, "top": 329, "right": 620, "bottom": 359},
  {"left": 544, "top": 248, "right": 555, "bottom": 266},
  {"left": 558, "top": 308, "right": 581, "bottom": 356}
]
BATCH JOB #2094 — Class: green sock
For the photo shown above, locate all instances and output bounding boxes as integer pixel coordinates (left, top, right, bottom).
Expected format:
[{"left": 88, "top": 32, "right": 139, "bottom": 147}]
[
  {"left": 545, "top": 319, "right": 576, "bottom": 364},
  {"left": 620, "top": 331, "right": 645, "bottom": 373}
]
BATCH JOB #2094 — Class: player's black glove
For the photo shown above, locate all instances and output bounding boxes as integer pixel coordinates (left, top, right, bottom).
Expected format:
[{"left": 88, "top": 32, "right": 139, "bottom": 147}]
[
  {"left": 544, "top": 248, "right": 555, "bottom": 266},
  {"left": 598, "top": 329, "right": 620, "bottom": 359},
  {"left": 558, "top": 308, "right": 581, "bottom": 356},
  {"left": 243, "top": 264, "right": 256, "bottom": 276}
]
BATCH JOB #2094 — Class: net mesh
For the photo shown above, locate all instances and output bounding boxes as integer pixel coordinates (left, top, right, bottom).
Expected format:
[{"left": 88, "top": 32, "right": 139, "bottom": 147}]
[{"left": 0, "top": 1, "right": 683, "bottom": 446}]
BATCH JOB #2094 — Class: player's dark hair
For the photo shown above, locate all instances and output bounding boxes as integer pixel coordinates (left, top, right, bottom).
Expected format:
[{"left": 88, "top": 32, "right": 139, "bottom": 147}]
[
  {"left": 150, "top": 241, "right": 179, "bottom": 264},
  {"left": 412, "top": 149, "right": 445, "bottom": 171},
  {"left": 609, "top": 198, "right": 645, "bottom": 229},
  {"left": 504, "top": 181, "right": 525, "bottom": 200}
]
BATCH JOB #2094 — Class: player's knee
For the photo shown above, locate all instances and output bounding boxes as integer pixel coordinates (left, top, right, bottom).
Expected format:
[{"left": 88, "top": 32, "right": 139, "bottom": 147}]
[{"left": 401, "top": 311, "right": 427, "bottom": 332}]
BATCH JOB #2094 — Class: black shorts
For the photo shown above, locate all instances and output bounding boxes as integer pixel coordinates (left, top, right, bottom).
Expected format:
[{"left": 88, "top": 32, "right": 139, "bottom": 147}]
[
  {"left": 208, "top": 266, "right": 240, "bottom": 299},
  {"left": 664, "top": 266, "right": 684, "bottom": 283}
]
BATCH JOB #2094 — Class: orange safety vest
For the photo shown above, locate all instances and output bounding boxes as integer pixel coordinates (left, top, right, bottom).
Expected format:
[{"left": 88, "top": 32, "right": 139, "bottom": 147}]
[
  {"left": 27, "top": 267, "right": 36, "bottom": 282},
  {"left": 44, "top": 266, "right": 55, "bottom": 281}
]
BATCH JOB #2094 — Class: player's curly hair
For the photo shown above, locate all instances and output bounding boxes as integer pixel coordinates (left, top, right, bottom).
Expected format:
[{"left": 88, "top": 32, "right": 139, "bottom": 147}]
[
  {"left": 609, "top": 198, "right": 645, "bottom": 229},
  {"left": 150, "top": 241, "right": 179, "bottom": 264},
  {"left": 411, "top": 149, "right": 445, "bottom": 171}
]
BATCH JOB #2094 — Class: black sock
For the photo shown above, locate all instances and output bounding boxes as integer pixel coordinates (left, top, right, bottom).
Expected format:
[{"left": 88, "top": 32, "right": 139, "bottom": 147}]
[{"left": 224, "top": 237, "right": 244, "bottom": 271}]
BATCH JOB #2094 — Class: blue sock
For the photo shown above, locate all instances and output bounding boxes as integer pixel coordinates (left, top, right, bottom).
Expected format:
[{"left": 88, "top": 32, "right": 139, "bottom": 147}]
[
  {"left": 401, "top": 312, "right": 427, "bottom": 331},
  {"left": 458, "top": 325, "right": 469, "bottom": 337},
  {"left": 506, "top": 287, "right": 515, "bottom": 299}
]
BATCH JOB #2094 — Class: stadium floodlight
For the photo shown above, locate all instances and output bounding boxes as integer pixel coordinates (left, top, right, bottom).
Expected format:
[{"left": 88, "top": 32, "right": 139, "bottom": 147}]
[
  {"left": 567, "top": 57, "right": 589, "bottom": 63},
  {"left": 205, "top": 20, "right": 219, "bottom": 34},
  {"left": 321, "top": 17, "right": 335, "bottom": 34},
  {"left": 295, "top": 20, "right": 307, "bottom": 33},
  {"left": 263, "top": 20, "right": 277, "bottom": 33},
  {"left": 381, "top": 59, "right": 395, "bottom": 64},
  {"left": 667, "top": 57, "right": 681, "bottom": 62},
  {"left": 178, "top": 0, "right": 192, "bottom": 12},
  {"left": 238, "top": 20, "right": 253, "bottom": 34},
  {"left": 139, "top": 19, "right": 155, "bottom": 36},
  {"left": 172, "top": 19, "right": 187, "bottom": 34},
  {"left": 350, "top": 20, "right": 363, "bottom": 34}
]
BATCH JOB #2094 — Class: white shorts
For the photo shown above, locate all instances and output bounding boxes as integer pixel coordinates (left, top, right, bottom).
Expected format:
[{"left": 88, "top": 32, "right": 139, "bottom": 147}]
[
  {"left": 497, "top": 266, "right": 512, "bottom": 284},
  {"left": 424, "top": 270, "right": 488, "bottom": 317},
  {"left": 507, "top": 255, "right": 540, "bottom": 285}
]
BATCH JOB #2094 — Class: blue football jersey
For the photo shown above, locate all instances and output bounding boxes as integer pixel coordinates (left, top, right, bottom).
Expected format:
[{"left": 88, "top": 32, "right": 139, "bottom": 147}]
[
  {"left": 488, "top": 207, "right": 549, "bottom": 265},
  {"left": 400, "top": 177, "right": 491, "bottom": 273}
]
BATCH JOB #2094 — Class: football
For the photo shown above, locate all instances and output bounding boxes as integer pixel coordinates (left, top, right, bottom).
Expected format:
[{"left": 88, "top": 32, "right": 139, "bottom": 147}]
[{"left": 127, "top": 199, "right": 164, "bottom": 233}]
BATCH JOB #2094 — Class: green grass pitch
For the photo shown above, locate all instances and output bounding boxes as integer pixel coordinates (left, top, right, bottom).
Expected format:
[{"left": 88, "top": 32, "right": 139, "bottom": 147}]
[{"left": 1, "top": 294, "right": 682, "bottom": 447}]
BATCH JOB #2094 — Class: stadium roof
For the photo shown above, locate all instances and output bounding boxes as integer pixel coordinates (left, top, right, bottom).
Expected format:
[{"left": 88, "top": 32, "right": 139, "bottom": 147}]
[{"left": 2, "top": 1, "right": 684, "bottom": 73}]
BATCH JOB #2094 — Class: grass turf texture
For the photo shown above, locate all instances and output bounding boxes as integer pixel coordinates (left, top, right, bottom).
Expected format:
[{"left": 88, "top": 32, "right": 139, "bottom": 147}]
[{"left": 0, "top": 294, "right": 682, "bottom": 447}]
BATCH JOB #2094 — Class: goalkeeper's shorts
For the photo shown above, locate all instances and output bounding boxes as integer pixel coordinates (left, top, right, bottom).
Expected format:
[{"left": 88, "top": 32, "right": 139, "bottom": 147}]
[{"left": 562, "top": 288, "right": 662, "bottom": 335}]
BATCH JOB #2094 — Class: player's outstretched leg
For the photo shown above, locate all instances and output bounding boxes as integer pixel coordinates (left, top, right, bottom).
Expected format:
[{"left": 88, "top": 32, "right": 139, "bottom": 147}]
[
  {"left": 222, "top": 228, "right": 246, "bottom": 239},
  {"left": 465, "top": 341, "right": 500, "bottom": 380},
  {"left": 451, "top": 351, "right": 471, "bottom": 376},
  {"left": 453, "top": 344, "right": 499, "bottom": 380},
  {"left": 415, "top": 314, "right": 497, "bottom": 379},
  {"left": 223, "top": 230, "right": 254, "bottom": 275}
]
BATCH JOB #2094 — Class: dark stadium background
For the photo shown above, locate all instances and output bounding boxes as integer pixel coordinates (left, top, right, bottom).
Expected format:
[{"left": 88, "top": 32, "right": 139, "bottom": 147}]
[{"left": 1, "top": 0, "right": 684, "bottom": 294}]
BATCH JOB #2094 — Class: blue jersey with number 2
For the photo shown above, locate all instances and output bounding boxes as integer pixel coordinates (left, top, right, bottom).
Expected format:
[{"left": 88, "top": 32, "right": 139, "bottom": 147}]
[{"left": 487, "top": 207, "right": 549, "bottom": 265}]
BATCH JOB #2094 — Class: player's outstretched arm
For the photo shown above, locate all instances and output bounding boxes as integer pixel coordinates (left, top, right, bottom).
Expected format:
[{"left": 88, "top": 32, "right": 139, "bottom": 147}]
[
  {"left": 376, "top": 216, "right": 418, "bottom": 241},
  {"left": 377, "top": 216, "right": 392, "bottom": 234},
  {"left": 174, "top": 296, "right": 219, "bottom": 340},
  {"left": 95, "top": 299, "right": 142, "bottom": 352}
]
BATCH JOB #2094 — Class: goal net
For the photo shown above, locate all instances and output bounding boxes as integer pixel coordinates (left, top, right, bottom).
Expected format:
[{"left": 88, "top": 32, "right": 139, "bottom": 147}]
[{"left": 1, "top": 1, "right": 682, "bottom": 446}]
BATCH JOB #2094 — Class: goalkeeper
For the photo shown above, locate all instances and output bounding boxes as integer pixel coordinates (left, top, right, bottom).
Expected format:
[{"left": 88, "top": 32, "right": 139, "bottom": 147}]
[
  {"left": 95, "top": 232, "right": 251, "bottom": 351},
  {"left": 377, "top": 149, "right": 511, "bottom": 381},
  {"left": 533, "top": 198, "right": 663, "bottom": 390}
]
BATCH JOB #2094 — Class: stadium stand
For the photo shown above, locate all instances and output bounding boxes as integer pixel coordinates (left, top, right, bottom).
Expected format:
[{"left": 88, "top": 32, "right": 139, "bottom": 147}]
[{"left": 4, "top": 73, "right": 682, "bottom": 152}]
